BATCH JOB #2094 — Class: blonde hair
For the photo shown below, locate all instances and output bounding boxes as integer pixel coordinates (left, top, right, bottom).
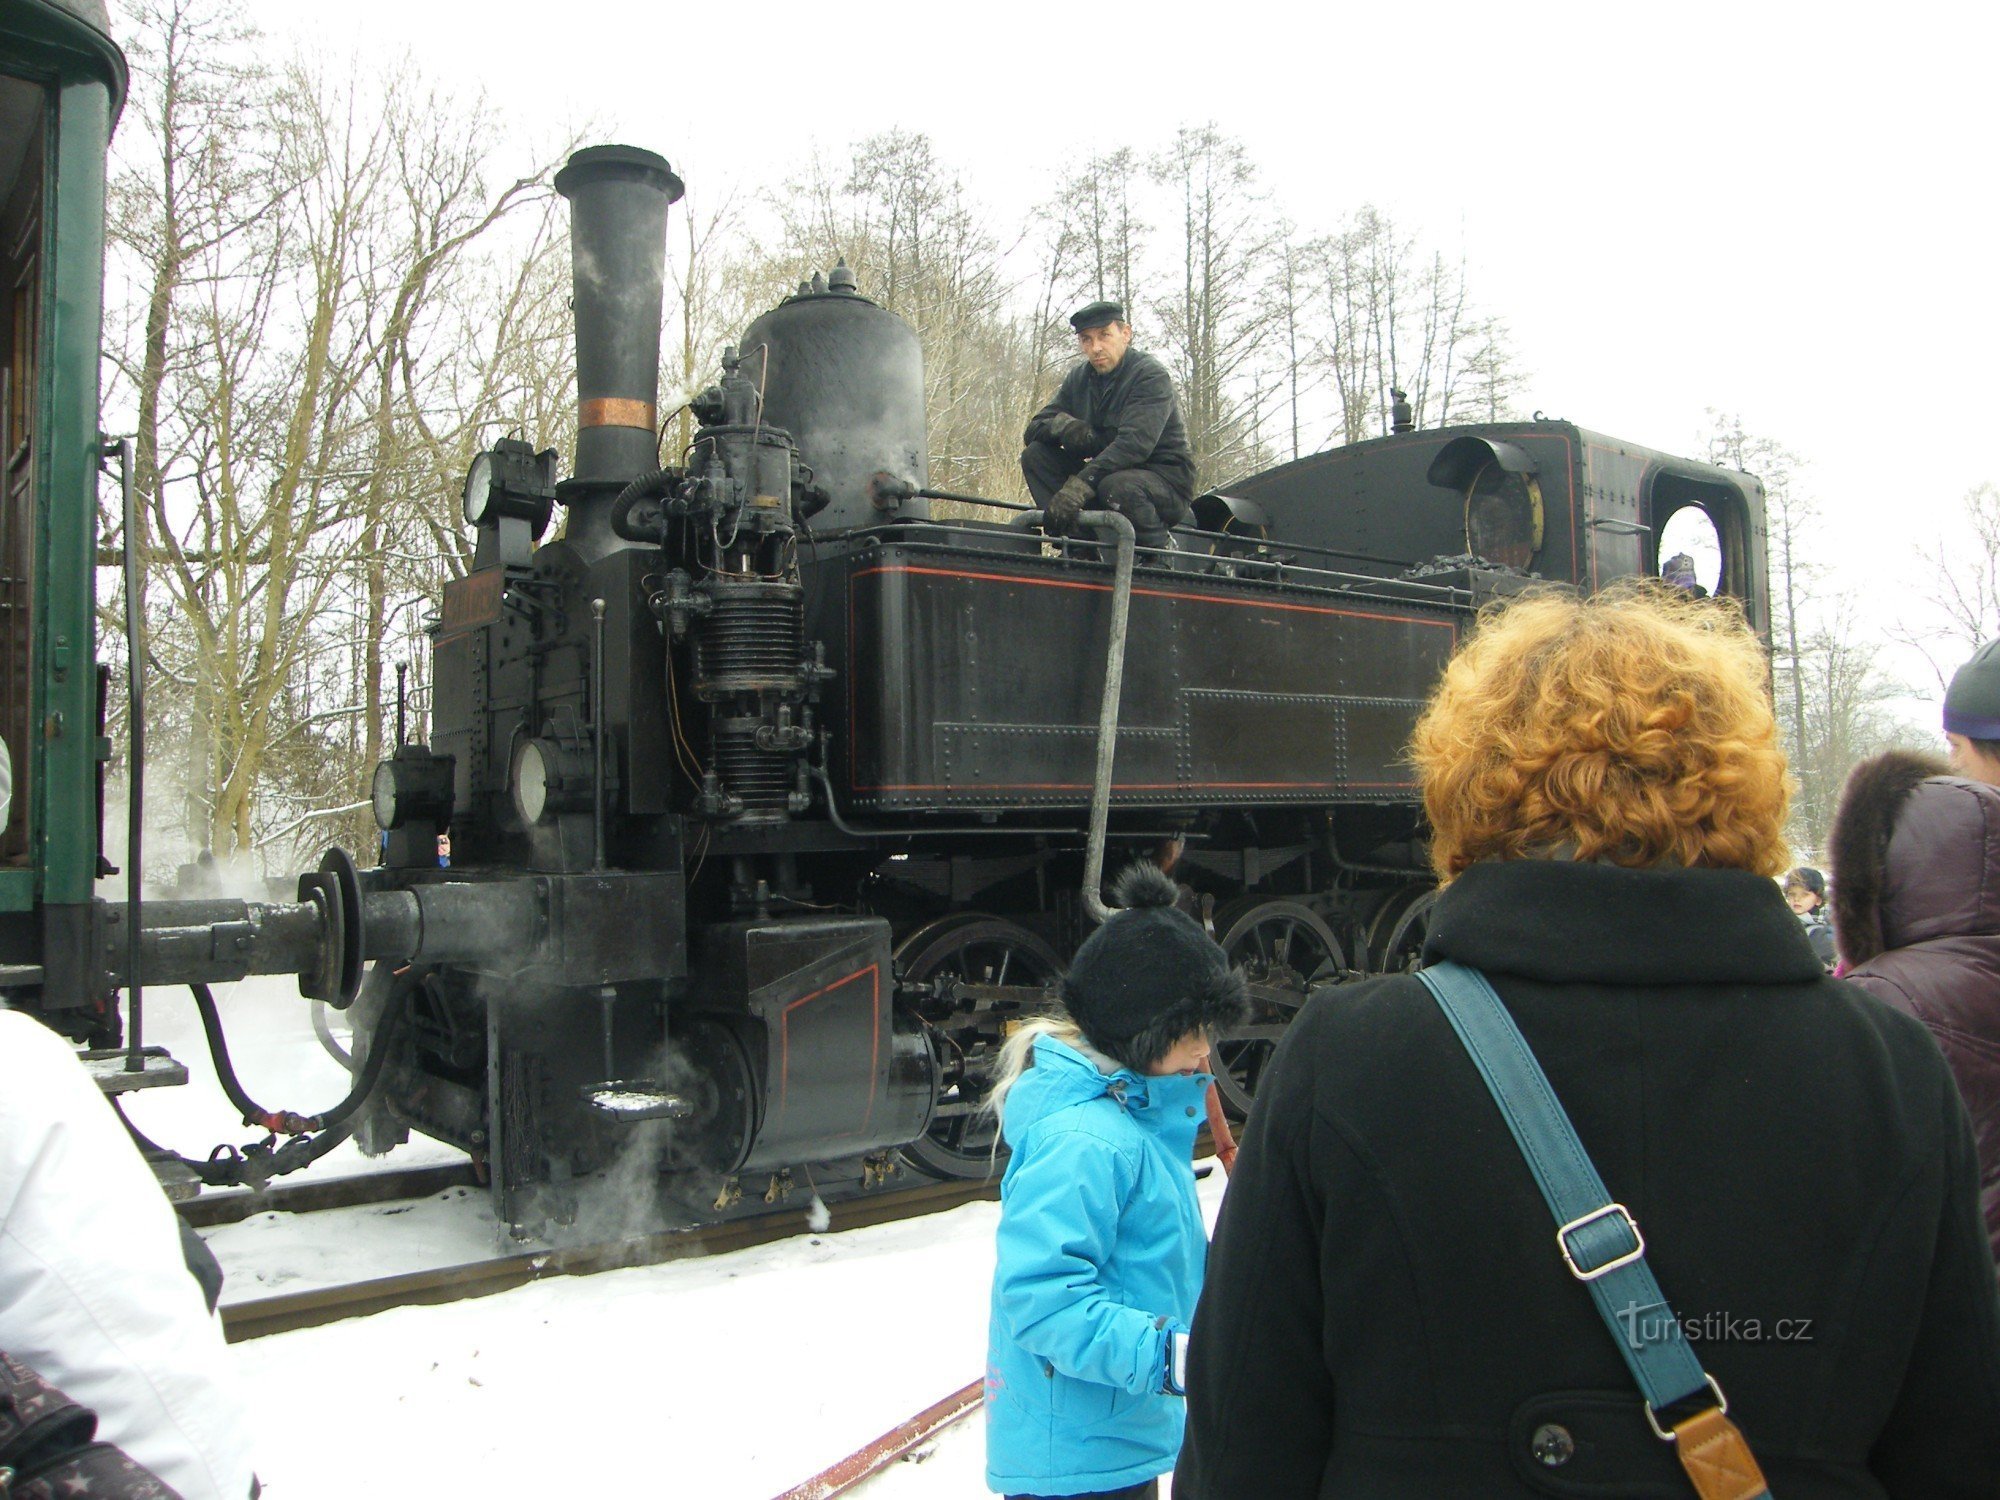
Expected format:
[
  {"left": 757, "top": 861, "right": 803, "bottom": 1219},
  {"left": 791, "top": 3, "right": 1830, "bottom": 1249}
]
[
  {"left": 984, "top": 1016, "right": 1083, "bottom": 1127},
  {"left": 1410, "top": 583, "right": 1792, "bottom": 880}
]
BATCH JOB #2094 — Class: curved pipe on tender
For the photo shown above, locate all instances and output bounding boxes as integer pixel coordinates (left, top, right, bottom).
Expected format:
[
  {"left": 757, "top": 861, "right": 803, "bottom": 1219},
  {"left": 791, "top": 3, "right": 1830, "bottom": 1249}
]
[{"left": 1075, "top": 510, "right": 1136, "bottom": 926}]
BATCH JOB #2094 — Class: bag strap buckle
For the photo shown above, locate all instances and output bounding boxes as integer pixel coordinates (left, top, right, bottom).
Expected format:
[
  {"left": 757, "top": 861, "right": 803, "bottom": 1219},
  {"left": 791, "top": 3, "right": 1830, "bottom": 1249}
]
[
  {"left": 1557, "top": 1201, "right": 1645, "bottom": 1281},
  {"left": 1644, "top": 1372, "right": 1727, "bottom": 1441}
]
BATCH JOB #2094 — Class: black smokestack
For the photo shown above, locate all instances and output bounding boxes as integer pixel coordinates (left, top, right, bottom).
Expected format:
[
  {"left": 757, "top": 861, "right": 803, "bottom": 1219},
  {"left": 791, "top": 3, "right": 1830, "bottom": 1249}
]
[{"left": 555, "top": 145, "right": 684, "bottom": 492}]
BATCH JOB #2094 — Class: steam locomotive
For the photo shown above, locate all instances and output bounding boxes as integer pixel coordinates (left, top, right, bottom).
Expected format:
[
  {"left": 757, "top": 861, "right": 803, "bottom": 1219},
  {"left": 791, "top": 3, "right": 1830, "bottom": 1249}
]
[{"left": 0, "top": 2, "right": 1771, "bottom": 1235}]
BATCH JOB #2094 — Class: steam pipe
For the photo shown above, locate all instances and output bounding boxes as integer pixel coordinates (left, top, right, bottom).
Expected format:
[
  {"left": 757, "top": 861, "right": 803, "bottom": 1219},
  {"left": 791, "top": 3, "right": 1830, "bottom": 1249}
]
[
  {"left": 809, "top": 762, "right": 1073, "bottom": 840},
  {"left": 1076, "top": 511, "right": 1136, "bottom": 925},
  {"left": 868, "top": 474, "right": 1034, "bottom": 513},
  {"left": 112, "top": 880, "right": 542, "bottom": 988},
  {"left": 591, "top": 598, "right": 608, "bottom": 871},
  {"left": 111, "top": 437, "right": 145, "bottom": 1072}
]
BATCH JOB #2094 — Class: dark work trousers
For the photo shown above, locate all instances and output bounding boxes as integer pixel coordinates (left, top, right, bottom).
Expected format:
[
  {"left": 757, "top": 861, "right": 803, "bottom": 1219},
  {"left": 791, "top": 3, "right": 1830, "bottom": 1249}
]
[
  {"left": 1006, "top": 1483, "right": 1159, "bottom": 1500},
  {"left": 1019, "top": 441, "right": 1188, "bottom": 551}
]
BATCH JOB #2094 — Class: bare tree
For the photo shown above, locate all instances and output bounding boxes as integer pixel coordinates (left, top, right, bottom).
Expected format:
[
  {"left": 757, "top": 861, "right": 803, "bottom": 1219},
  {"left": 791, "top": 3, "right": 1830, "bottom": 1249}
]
[
  {"left": 664, "top": 184, "right": 744, "bottom": 456},
  {"left": 1315, "top": 207, "right": 1517, "bottom": 446},
  {"left": 105, "top": 10, "right": 567, "bottom": 870},
  {"left": 1705, "top": 412, "right": 1912, "bottom": 850},
  {"left": 1897, "top": 481, "right": 2000, "bottom": 691},
  {"left": 1150, "top": 126, "right": 1274, "bottom": 483}
]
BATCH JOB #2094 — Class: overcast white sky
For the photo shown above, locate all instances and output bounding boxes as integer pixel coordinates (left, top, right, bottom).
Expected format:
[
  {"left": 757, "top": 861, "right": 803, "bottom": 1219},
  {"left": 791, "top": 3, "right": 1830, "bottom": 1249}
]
[{"left": 114, "top": 0, "right": 2000, "bottom": 711}]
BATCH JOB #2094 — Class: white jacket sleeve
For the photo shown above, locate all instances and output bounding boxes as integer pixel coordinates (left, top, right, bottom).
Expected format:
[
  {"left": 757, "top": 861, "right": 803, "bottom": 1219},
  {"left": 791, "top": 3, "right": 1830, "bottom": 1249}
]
[{"left": 0, "top": 1008, "right": 256, "bottom": 1499}]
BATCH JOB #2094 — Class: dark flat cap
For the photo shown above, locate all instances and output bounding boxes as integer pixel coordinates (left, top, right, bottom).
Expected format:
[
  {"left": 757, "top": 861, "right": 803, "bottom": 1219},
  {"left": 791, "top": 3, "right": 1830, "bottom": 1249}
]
[{"left": 1070, "top": 300, "right": 1125, "bottom": 332}]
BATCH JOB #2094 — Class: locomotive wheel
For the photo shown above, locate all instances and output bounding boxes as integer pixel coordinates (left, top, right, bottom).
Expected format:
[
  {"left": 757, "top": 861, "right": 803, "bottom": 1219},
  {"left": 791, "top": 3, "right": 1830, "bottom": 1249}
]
[
  {"left": 895, "top": 914, "right": 1065, "bottom": 1181},
  {"left": 1365, "top": 884, "right": 1438, "bottom": 975},
  {"left": 1212, "top": 898, "right": 1344, "bottom": 1120}
]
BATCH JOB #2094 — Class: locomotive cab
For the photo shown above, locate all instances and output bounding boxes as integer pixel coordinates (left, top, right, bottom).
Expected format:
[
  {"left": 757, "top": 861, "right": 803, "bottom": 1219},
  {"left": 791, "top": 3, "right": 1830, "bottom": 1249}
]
[{"left": 1225, "top": 421, "right": 1769, "bottom": 635}]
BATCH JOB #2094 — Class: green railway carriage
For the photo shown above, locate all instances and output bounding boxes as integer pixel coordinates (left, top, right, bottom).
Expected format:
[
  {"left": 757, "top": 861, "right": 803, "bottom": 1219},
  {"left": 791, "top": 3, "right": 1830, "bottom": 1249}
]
[{"left": 0, "top": 0, "right": 125, "bottom": 1019}]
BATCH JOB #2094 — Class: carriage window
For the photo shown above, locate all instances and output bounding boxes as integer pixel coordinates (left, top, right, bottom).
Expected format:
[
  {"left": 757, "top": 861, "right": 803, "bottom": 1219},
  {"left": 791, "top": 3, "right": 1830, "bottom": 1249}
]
[{"left": 1656, "top": 505, "right": 1720, "bottom": 597}]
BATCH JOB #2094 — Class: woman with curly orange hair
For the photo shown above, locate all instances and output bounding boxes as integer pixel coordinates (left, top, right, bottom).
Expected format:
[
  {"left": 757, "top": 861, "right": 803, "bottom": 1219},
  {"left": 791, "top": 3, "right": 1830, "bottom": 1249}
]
[{"left": 1177, "top": 584, "right": 2000, "bottom": 1499}]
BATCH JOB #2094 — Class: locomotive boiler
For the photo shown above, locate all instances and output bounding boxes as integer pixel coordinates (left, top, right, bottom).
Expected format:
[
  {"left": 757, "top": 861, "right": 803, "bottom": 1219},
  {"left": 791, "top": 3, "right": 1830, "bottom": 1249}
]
[{"left": 0, "top": 72, "right": 1773, "bottom": 1234}]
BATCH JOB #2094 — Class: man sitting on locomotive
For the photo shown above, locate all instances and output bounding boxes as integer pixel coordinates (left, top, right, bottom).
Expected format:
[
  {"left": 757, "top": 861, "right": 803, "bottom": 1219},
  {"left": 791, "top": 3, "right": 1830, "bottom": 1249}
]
[{"left": 1021, "top": 300, "right": 1197, "bottom": 553}]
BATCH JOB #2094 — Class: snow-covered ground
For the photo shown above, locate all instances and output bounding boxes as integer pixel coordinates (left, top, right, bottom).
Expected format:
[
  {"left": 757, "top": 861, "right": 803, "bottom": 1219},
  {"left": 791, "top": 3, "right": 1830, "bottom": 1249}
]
[
  {"left": 132, "top": 983, "right": 1222, "bottom": 1496},
  {"left": 222, "top": 1175, "right": 1224, "bottom": 1498}
]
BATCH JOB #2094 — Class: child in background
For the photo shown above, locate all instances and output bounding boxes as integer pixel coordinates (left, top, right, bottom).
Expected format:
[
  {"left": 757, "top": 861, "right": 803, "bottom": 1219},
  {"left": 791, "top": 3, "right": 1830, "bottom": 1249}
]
[
  {"left": 1784, "top": 865, "right": 1836, "bottom": 970},
  {"left": 984, "top": 862, "right": 1249, "bottom": 1500}
]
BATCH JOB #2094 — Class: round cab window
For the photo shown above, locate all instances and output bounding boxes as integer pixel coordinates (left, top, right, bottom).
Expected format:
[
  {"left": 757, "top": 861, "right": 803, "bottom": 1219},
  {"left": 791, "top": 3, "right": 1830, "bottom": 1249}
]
[
  {"left": 1657, "top": 507, "right": 1721, "bottom": 597},
  {"left": 1464, "top": 467, "right": 1543, "bottom": 571}
]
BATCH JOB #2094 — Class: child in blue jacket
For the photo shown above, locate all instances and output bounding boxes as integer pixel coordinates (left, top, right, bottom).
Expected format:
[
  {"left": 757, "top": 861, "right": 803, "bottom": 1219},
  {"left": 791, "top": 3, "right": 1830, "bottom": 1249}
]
[{"left": 985, "top": 862, "right": 1249, "bottom": 1500}]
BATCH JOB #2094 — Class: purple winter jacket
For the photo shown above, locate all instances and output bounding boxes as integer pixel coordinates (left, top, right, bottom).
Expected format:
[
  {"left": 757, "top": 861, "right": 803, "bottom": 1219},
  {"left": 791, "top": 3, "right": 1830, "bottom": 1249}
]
[{"left": 1832, "top": 753, "right": 2000, "bottom": 1266}]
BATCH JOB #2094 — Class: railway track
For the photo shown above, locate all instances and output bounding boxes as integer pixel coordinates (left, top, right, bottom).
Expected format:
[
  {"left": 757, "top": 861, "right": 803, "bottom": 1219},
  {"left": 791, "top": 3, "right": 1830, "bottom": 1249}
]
[
  {"left": 181, "top": 1161, "right": 481, "bottom": 1229},
  {"left": 217, "top": 1174, "right": 1003, "bottom": 1343}
]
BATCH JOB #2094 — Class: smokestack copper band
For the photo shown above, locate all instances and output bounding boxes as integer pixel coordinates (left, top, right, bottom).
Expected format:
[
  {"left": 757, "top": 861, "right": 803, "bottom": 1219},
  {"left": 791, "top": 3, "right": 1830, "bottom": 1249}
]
[{"left": 580, "top": 398, "right": 658, "bottom": 430}]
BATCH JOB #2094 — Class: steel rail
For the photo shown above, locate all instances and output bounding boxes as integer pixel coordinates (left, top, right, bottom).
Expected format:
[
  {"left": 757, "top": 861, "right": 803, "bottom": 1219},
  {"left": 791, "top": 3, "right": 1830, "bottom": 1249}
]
[
  {"left": 770, "top": 1378, "right": 984, "bottom": 1500},
  {"left": 181, "top": 1162, "right": 482, "bottom": 1229},
  {"left": 218, "top": 1175, "right": 1004, "bottom": 1343}
]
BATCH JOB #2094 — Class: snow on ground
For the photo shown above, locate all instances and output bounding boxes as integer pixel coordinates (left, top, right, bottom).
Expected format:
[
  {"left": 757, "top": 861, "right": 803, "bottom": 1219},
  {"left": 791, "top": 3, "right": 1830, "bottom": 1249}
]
[
  {"left": 222, "top": 1172, "right": 1225, "bottom": 1498},
  {"left": 208, "top": 1184, "right": 504, "bottom": 1301},
  {"left": 120, "top": 974, "right": 1225, "bottom": 1495}
]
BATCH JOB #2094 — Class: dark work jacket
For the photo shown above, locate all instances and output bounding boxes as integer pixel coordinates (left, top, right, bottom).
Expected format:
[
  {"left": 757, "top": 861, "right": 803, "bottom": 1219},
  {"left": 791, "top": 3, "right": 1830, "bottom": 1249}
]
[
  {"left": 1176, "top": 860, "right": 2000, "bottom": 1499},
  {"left": 1027, "top": 350, "right": 1196, "bottom": 501},
  {"left": 1835, "top": 771, "right": 2000, "bottom": 1269}
]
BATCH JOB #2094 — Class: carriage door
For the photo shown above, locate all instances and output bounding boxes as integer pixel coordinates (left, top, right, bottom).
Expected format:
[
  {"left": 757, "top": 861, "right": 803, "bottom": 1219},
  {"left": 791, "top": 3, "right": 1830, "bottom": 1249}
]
[{"left": 0, "top": 70, "right": 45, "bottom": 864}]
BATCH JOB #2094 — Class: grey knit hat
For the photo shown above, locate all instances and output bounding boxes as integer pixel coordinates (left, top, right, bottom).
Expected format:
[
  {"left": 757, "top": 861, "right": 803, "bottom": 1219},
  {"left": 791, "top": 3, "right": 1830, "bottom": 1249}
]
[{"left": 1944, "top": 639, "right": 2000, "bottom": 739}]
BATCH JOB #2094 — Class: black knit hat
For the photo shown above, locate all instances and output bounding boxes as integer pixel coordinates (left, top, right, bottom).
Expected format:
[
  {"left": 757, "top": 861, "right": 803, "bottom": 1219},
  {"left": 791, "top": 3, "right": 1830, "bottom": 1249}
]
[
  {"left": 1070, "top": 299, "right": 1125, "bottom": 332},
  {"left": 1061, "top": 863, "right": 1249, "bottom": 1071},
  {"left": 1944, "top": 638, "right": 2000, "bottom": 739}
]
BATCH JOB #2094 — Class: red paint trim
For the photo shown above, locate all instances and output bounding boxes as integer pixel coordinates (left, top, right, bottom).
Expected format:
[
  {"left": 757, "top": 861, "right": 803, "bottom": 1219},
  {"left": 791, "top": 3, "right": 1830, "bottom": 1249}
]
[
  {"left": 775, "top": 963, "right": 881, "bottom": 1142},
  {"left": 858, "top": 780, "right": 1415, "bottom": 793},
  {"left": 848, "top": 564, "right": 1457, "bottom": 629}
]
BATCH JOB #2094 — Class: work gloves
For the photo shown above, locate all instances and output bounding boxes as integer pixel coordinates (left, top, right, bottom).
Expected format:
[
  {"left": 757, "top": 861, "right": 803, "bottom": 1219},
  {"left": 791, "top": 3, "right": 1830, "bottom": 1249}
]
[
  {"left": 1028, "top": 412, "right": 1101, "bottom": 455},
  {"left": 1046, "top": 474, "right": 1091, "bottom": 531},
  {"left": 1047, "top": 413, "right": 1098, "bottom": 454}
]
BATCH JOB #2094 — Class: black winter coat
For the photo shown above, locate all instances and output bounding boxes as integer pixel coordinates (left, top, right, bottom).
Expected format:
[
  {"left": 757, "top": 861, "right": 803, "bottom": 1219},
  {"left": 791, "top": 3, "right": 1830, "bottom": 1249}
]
[
  {"left": 1025, "top": 350, "right": 1196, "bottom": 500},
  {"left": 1831, "top": 753, "right": 2000, "bottom": 1270},
  {"left": 1176, "top": 859, "right": 2000, "bottom": 1499}
]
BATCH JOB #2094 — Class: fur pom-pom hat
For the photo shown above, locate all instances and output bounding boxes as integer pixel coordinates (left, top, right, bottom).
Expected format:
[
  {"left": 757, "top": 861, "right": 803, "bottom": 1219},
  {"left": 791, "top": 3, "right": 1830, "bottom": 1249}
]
[
  {"left": 1828, "top": 748, "right": 1948, "bottom": 966},
  {"left": 1060, "top": 862, "right": 1249, "bottom": 1072}
]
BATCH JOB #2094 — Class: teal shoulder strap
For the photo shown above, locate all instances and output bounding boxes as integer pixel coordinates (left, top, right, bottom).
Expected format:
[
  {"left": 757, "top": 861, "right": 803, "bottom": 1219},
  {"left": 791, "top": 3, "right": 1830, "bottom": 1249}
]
[{"left": 1415, "top": 960, "right": 1772, "bottom": 1500}]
